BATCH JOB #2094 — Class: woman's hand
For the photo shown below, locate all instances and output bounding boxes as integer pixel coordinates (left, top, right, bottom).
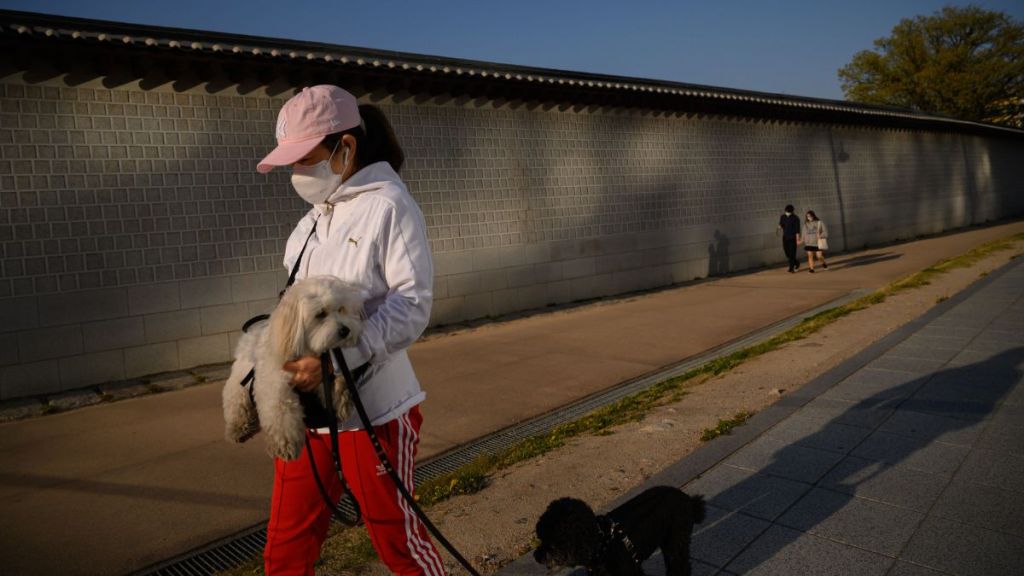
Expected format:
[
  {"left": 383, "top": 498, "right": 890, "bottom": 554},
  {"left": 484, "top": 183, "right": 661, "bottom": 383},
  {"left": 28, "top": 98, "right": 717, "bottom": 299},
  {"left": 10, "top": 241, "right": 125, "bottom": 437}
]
[{"left": 283, "top": 355, "right": 323, "bottom": 392}]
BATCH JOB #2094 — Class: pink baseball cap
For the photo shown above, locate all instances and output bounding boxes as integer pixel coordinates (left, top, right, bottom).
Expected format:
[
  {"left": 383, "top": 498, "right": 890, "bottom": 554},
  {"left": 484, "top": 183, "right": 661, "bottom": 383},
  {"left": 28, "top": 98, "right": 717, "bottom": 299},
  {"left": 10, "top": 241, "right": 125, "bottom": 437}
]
[{"left": 256, "top": 85, "right": 361, "bottom": 173}]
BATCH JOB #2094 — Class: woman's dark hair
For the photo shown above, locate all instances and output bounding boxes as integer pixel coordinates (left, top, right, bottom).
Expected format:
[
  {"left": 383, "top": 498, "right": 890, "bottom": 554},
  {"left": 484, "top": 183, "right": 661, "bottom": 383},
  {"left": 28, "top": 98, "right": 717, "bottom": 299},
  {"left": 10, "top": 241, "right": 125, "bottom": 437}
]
[
  {"left": 321, "top": 104, "right": 404, "bottom": 173},
  {"left": 806, "top": 210, "right": 819, "bottom": 221}
]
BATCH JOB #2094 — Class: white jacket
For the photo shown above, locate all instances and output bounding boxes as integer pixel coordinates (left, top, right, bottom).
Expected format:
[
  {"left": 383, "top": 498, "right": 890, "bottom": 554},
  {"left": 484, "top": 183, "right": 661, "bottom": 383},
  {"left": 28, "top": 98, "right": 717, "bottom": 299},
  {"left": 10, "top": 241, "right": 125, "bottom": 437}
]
[{"left": 283, "top": 161, "right": 433, "bottom": 429}]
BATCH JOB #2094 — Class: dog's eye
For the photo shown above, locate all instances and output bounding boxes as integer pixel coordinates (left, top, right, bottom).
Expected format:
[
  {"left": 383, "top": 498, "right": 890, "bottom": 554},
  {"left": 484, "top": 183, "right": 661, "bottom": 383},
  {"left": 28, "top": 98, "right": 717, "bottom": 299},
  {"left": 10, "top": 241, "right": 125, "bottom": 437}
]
[{"left": 315, "top": 310, "right": 327, "bottom": 320}]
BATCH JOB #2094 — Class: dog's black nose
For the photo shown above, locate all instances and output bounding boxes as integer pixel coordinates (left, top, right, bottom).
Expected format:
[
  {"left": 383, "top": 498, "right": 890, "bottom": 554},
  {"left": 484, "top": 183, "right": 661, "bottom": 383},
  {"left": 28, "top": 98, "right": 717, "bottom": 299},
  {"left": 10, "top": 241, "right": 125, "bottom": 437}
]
[{"left": 338, "top": 326, "right": 350, "bottom": 339}]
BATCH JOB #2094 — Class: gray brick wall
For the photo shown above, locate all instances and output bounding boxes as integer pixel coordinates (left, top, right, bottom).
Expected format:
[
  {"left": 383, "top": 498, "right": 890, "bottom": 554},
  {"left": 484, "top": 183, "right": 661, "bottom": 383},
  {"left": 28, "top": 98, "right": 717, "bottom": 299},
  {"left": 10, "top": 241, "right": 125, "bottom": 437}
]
[{"left": 1, "top": 76, "right": 1022, "bottom": 400}]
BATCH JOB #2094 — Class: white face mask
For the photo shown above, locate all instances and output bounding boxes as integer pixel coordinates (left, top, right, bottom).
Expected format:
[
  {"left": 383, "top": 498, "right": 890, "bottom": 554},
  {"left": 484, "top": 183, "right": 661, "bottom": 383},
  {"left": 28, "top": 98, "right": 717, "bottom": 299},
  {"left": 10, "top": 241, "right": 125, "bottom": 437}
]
[{"left": 291, "top": 143, "right": 348, "bottom": 205}]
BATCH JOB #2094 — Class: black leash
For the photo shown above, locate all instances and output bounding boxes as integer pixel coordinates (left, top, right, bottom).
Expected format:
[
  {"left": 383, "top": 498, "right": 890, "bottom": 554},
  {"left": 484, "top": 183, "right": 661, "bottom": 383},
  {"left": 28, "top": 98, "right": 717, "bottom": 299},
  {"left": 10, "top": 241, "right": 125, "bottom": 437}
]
[
  {"left": 330, "top": 347, "right": 481, "bottom": 576},
  {"left": 238, "top": 220, "right": 318, "bottom": 410},
  {"left": 301, "top": 352, "right": 361, "bottom": 526}
]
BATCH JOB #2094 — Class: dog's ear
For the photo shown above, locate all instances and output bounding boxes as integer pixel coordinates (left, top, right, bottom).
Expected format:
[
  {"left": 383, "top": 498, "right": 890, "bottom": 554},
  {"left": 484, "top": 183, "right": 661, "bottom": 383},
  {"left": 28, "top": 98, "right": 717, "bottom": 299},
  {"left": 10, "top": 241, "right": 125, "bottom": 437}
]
[{"left": 269, "top": 290, "right": 304, "bottom": 360}]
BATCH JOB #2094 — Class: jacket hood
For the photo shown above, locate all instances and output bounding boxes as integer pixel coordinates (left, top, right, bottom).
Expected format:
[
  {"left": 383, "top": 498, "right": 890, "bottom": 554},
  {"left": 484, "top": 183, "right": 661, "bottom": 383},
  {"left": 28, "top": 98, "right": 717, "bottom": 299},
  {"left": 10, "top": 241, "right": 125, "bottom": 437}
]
[{"left": 325, "top": 161, "right": 403, "bottom": 204}]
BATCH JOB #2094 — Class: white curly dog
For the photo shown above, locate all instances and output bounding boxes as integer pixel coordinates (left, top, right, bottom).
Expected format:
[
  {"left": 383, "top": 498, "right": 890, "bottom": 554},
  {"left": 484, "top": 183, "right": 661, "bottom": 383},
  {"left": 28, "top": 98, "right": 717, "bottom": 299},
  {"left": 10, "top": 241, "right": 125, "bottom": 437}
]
[{"left": 222, "top": 275, "right": 364, "bottom": 460}]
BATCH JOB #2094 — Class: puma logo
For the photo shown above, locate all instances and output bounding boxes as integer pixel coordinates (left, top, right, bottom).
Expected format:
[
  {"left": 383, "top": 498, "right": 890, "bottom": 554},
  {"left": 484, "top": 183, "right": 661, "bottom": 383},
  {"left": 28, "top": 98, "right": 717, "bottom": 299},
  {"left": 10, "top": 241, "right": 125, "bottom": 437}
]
[{"left": 348, "top": 237, "right": 361, "bottom": 247}]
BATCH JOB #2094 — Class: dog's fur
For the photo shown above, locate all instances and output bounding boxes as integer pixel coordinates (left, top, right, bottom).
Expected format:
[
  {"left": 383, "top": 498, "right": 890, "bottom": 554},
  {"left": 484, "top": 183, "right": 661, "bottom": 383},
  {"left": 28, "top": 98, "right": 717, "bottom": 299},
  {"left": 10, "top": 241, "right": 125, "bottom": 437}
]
[
  {"left": 534, "top": 486, "right": 706, "bottom": 576},
  {"left": 222, "top": 275, "right": 364, "bottom": 460}
]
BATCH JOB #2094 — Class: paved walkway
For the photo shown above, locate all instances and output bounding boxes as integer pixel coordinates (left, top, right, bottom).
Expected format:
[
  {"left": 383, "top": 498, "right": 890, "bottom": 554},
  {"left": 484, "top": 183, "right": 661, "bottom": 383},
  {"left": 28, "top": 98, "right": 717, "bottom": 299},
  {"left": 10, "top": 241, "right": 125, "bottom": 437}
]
[
  {"left": 503, "top": 251, "right": 1024, "bottom": 575},
  {"left": 0, "top": 222, "right": 1022, "bottom": 576}
]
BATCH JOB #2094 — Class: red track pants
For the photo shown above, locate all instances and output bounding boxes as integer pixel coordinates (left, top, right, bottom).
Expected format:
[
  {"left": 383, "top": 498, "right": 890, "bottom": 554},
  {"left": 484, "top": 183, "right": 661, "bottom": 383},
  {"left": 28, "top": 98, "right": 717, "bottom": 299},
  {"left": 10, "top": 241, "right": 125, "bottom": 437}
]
[{"left": 263, "top": 406, "right": 447, "bottom": 575}]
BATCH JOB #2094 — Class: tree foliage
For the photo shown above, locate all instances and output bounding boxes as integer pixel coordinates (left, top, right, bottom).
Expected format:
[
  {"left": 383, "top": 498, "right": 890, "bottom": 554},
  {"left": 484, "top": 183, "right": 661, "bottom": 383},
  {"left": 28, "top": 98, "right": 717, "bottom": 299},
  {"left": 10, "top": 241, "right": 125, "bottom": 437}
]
[{"left": 838, "top": 5, "right": 1024, "bottom": 127}]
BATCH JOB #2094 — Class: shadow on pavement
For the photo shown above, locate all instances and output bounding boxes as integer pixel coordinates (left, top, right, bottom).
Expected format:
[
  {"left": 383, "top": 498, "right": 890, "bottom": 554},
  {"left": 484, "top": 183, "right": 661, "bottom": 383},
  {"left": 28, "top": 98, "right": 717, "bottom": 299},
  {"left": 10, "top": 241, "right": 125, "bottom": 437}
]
[
  {"left": 829, "top": 252, "right": 902, "bottom": 269},
  {"left": 690, "top": 346, "right": 1024, "bottom": 574}
]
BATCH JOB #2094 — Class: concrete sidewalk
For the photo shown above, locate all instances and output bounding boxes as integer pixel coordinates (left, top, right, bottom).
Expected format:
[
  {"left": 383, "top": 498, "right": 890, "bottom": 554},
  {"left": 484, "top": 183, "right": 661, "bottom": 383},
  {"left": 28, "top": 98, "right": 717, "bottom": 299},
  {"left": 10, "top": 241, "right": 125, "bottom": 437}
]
[
  {"left": 1, "top": 222, "right": 1022, "bottom": 576},
  {"left": 503, "top": 244, "right": 1024, "bottom": 575}
]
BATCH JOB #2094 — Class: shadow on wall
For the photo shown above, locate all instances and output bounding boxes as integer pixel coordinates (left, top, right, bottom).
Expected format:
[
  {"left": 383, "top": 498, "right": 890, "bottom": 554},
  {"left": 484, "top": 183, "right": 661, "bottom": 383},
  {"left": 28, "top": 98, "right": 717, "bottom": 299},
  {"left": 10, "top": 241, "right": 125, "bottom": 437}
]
[
  {"left": 708, "top": 230, "right": 731, "bottom": 277},
  {"left": 690, "top": 346, "right": 1024, "bottom": 573}
]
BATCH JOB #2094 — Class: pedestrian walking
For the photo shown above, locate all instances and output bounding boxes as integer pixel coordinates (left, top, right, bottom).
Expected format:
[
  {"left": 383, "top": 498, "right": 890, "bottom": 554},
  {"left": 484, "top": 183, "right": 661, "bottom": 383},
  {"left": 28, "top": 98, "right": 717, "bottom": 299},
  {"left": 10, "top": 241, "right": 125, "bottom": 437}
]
[
  {"left": 778, "top": 204, "right": 801, "bottom": 273},
  {"left": 802, "top": 210, "right": 829, "bottom": 273},
  {"left": 256, "top": 85, "right": 446, "bottom": 576}
]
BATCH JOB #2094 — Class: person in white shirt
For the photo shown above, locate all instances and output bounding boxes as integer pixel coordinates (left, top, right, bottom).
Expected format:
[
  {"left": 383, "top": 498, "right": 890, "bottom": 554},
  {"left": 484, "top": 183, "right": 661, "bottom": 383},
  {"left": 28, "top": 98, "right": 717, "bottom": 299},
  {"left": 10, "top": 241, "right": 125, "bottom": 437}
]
[{"left": 256, "top": 85, "right": 445, "bottom": 576}]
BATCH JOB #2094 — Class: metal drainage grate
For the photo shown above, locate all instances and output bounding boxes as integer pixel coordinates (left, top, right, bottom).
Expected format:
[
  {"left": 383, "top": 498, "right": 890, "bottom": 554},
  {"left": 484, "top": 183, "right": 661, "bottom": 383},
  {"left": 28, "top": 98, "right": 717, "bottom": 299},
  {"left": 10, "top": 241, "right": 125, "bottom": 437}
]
[{"left": 136, "top": 290, "right": 866, "bottom": 576}]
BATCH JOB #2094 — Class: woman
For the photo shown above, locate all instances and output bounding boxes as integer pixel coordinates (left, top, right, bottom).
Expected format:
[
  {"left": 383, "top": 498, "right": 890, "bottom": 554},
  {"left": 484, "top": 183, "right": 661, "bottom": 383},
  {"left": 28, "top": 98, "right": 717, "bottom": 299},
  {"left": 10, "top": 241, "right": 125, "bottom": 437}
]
[
  {"left": 256, "top": 85, "right": 445, "bottom": 576},
  {"left": 802, "top": 210, "right": 829, "bottom": 273}
]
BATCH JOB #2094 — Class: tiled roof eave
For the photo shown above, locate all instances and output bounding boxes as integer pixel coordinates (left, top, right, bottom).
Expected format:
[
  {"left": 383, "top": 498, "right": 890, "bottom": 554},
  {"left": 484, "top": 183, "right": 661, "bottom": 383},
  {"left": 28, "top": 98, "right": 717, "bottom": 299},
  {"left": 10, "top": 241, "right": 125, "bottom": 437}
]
[{"left": 2, "top": 10, "right": 1022, "bottom": 137}]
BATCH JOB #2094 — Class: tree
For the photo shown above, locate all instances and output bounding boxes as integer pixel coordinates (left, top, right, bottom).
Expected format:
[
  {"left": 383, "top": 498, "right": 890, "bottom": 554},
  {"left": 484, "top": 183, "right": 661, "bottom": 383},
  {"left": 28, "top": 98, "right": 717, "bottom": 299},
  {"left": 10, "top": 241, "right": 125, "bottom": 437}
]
[{"left": 838, "top": 5, "right": 1024, "bottom": 127}]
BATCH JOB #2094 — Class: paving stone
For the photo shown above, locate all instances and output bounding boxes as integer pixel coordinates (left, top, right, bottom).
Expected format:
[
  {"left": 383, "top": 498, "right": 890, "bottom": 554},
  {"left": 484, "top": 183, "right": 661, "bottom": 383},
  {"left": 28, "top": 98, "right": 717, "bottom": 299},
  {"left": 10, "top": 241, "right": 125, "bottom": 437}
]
[
  {"left": 899, "top": 515, "right": 1024, "bottom": 576},
  {"left": 851, "top": 431, "right": 970, "bottom": 477},
  {"left": 821, "top": 369, "right": 923, "bottom": 403},
  {"left": 690, "top": 505, "right": 771, "bottom": 568},
  {"left": 777, "top": 487, "right": 924, "bottom": 556},
  {"left": 985, "top": 404, "right": 1024, "bottom": 434},
  {"left": 878, "top": 408, "right": 987, "bottom": 447},
  {"left": 898, "top": 335, "right": 973, "bottom": 352},
  {"left": 898, "top": 397, "right": 996, "bottom": 424},
  {"left": 884, "top": 343, "right": 960, "bottom": 364},
  {"left": 885, "top": 562, "right": 949, "bottom": 576},
  {"left": 819, "top": 455, "right": 950, "bottom": 513},
  {"left": 725, "top": 525, "right": 893, "bottom": 576},
  {"left": 684, "top": 464, "right": 811, "bottom": 522},
  {"left": 865, "top": 355, "right": 948, "bottom": 376},
  {"left": 911, "top": 327, "right": 981, "bottom": 342},
  {"left": 725, "top": 435, "right": 846, "bottom": 484},
  {"left": 46, "top": 387, "right": 103, "bottom": 411},
  {"left": 964, "top": 339, "right": 1020, "bottom": 354},
  {"left": 944, "top": 348, "right": 1000, "bottom": 367},
  {"left": 0, "top": 396, "right": 45, "bottom": 421},
  {"left": 639, "top": 552, "right": 718, "bottom": 576},
  {"left": 1000, "top": 382, "right": 1024, "bottom": 407},
  {"left": 799, "top": 397, "right": 895, "bottom": 429},
  {"left": 975, "top": 426, "right": 1024, "bottom": 457},
  {"left": 96, "top": 380, "right": 153, "bottom": 402},
  {"left": 762, "top": 413, "right": 873, "bottom": 455},
  {"left": 972, "top": 328, "right": 1023, "bottom": 344},
  {"left": 930, "top": 480, "right": 1024, "bottom": 538}
]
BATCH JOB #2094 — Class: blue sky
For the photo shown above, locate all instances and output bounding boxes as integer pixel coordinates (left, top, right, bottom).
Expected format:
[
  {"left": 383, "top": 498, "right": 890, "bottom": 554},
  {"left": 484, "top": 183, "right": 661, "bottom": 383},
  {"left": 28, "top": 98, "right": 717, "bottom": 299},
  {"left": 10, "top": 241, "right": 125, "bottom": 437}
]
[{"left": 1, "top": 0, "right": 1021, "bottom": 101}]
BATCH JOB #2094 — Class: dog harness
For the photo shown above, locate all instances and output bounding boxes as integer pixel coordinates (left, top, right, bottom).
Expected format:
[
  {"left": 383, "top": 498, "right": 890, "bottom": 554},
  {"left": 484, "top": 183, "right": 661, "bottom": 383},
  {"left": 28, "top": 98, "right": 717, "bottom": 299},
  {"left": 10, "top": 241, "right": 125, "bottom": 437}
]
[
  {"left": 596, "top": 515, "right": 643, "bottom": 570},
  {"left": 237, "top": 218, "right": 319, "bottom": 405}
]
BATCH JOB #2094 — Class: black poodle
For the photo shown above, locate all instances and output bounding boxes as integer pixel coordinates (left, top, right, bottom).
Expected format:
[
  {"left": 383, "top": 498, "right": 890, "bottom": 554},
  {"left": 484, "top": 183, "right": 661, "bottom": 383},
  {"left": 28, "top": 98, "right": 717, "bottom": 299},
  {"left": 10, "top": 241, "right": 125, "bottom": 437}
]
[{"left": 534, "top": 486, "right": 706, "bottom": 575}]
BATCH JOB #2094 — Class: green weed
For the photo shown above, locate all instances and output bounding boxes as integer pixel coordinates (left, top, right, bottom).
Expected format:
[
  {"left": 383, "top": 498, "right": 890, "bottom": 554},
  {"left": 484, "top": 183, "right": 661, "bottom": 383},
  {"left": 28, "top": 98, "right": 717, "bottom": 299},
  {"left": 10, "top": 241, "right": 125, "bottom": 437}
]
[{"left": 701, "top": 411, "right": 753, "bottom": 441}]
